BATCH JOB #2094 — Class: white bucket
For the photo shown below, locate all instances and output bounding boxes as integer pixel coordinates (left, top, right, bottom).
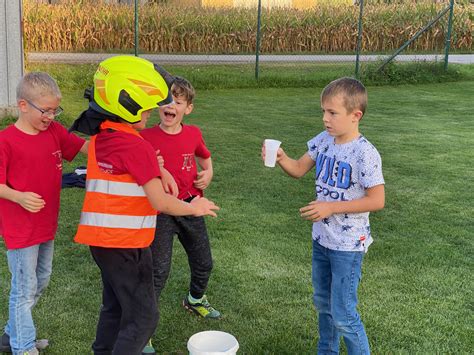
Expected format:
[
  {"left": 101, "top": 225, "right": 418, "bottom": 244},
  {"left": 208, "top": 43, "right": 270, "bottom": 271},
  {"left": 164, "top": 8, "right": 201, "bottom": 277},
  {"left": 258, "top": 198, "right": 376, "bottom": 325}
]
[{"left": 187, "top": 330, "right": 239, "bottom": 355}]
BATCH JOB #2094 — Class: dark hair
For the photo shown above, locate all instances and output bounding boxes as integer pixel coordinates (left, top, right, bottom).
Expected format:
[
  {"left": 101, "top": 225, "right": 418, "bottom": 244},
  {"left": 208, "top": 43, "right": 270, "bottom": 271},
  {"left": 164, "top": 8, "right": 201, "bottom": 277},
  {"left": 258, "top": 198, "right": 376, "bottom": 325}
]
[
  {"left": 171, "top": 76, "right": 195, "bottom": 104},
  {"left": 321, "top": 77, "right": 368, "bottom": 117}
]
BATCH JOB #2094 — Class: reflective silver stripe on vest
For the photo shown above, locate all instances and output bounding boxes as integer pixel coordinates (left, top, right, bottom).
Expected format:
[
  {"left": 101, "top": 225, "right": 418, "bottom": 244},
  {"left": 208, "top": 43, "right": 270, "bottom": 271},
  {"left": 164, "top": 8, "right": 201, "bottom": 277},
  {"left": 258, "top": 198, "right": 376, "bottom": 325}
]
[
  {"left": 80, "top": 212, "right": 156, "bottom": 229},
  {"left": 87, "top": 179, "right": 146, "bottom": 197}
]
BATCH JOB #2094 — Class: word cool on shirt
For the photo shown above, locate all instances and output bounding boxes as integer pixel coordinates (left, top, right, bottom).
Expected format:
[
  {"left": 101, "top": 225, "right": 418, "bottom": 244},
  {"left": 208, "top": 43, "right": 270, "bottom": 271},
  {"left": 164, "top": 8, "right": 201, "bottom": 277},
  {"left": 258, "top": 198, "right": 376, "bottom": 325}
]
[{"left": 315, "top": 152, "right": 351, "bottom": 201}]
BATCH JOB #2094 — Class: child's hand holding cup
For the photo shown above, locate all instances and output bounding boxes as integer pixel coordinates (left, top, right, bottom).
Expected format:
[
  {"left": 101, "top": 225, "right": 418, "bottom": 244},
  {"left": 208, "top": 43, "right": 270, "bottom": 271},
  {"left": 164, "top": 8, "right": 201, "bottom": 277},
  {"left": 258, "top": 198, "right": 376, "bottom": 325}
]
[{"left": 263, "top": 139, "right": 281, "bottom": 167}]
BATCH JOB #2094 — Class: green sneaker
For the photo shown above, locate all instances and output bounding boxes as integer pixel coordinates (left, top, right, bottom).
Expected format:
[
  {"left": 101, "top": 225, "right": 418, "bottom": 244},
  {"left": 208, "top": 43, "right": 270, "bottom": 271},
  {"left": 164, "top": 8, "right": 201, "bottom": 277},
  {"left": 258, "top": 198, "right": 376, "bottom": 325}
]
[
  {"left": 183, "top": 295, "right": 221, "bottom": 319},
  {"left": 141, "top": 339, "right": 156, "bottom": 355}
]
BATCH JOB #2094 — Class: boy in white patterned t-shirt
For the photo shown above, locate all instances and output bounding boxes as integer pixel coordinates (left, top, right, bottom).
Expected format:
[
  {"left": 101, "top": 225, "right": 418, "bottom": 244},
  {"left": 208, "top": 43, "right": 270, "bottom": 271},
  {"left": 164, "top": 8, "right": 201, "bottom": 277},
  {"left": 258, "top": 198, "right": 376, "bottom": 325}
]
[{"left": 262, "top": 77, "right": 385, "bottom": 354}]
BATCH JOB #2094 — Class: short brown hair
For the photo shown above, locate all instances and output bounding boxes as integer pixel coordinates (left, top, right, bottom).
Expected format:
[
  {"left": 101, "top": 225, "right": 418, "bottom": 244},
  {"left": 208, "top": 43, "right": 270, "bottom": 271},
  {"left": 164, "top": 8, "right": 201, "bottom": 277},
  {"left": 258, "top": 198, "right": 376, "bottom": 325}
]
[
  {"left": 171, "top": 76, "right": 195, "bottom": 104},
  {"left": 321, "top": 77, "right": 367, "bottom": 116}
]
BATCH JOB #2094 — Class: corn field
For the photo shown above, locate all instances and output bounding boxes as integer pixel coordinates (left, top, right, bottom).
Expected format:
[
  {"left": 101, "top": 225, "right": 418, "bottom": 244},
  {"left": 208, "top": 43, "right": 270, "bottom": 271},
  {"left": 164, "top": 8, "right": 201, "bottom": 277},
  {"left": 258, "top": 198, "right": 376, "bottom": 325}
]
[{"left": 23, "top": 1, "right": 473, "bottom": 54}]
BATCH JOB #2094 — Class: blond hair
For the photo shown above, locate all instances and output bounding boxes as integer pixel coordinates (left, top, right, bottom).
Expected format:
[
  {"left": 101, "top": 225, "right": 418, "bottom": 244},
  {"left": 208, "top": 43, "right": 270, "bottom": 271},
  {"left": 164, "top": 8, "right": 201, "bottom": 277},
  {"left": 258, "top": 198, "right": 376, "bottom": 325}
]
[
  {"left": 16, "top": 72, "right": 61, "bottom": 102},
  {"left": 321, "top": 77, "right": 367, "bottom": 117}
]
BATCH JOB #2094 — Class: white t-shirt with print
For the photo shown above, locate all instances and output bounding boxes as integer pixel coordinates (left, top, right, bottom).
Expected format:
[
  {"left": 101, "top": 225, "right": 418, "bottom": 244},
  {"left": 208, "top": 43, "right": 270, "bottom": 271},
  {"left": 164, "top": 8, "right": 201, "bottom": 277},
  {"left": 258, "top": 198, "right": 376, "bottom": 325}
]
[{"left": 307, "top": 131, "right": 384, "bottom": 252}]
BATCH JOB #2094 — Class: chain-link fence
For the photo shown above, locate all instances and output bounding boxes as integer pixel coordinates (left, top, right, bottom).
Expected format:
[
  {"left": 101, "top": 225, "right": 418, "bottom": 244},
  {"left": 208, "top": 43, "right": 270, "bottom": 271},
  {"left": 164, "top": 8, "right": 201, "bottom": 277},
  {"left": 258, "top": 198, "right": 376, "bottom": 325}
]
[{"left": 23, "top": 0, "right": 472, "bottom": 79}]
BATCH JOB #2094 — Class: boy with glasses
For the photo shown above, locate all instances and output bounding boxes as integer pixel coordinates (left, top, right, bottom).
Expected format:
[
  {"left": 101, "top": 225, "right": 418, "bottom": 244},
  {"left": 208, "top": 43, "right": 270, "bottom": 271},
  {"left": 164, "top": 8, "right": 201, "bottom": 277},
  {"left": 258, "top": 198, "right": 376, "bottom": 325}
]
[
  {"left": 0, "top": 72, "right": 88, "bottom": 355},
  {"left": 23, "top": 98, "right": 63, "bottom": 119}
]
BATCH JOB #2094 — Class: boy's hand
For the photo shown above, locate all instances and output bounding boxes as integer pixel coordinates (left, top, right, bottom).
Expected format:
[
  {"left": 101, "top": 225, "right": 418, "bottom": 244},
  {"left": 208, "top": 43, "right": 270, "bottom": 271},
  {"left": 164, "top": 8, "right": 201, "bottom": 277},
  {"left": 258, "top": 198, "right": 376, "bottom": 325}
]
[
  {"left": 194, "top": 170, "right": 212, "bottom": 190},
  {"left": 300, "top": 201, "right": 333, "bottom": 222},
  {"left": 160, "top": 168, "right": 179, "bottom": 197},
  {"left": 17, "top": 192, "right": 46, "bottom": 213},
  {"left": 189, "top": 196, "right": 220, "bottom": 217},
  {"left": 155, "top": 149, "right": 165, "bottom": 168},
  {"left": 261, "top": 144, "right": 285, "bottom": 164}
]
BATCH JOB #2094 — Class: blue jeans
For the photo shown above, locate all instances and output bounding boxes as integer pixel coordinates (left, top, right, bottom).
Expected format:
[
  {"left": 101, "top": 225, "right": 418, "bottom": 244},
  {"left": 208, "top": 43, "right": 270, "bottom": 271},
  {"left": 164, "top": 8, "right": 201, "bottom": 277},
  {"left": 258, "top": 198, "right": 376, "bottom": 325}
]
[
  {"left": 312, "top": 240, "right": 370, "bottom": 355},
  {"left": 4, "top": 240, "right": 54, "bottom": 355}
]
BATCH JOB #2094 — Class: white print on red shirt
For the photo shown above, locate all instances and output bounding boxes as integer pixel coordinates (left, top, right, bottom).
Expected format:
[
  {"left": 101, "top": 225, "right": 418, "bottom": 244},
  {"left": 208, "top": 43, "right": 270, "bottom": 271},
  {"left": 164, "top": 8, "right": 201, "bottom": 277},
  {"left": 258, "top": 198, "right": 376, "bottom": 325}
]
[
  {"left": 181, "top": 154, "right": 194, "bottom": 172},
  {"left": 52, "top": 150, "right": 63, "bottom": 170},
  {"left": 98, "top": 162, "right": 114, "bottom": 174}
]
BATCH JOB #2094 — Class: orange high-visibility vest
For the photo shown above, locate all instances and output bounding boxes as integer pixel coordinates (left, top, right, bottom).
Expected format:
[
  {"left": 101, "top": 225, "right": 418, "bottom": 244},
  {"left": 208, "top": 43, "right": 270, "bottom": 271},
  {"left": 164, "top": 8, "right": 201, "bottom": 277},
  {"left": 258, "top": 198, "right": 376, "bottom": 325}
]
[{"left": 74, "top": 121, "right": 157, "bottom": 248}]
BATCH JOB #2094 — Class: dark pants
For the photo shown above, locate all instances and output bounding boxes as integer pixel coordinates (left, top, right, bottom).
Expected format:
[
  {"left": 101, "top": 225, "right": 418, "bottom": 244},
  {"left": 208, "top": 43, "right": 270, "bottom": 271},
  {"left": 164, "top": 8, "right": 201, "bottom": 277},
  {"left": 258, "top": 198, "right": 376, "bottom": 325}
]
[
  {"left": 151, "top": 213, "right": 213, "bottom": 299},
  {"left": 90, "top": 246, "right": 158, "bottom": 355}
]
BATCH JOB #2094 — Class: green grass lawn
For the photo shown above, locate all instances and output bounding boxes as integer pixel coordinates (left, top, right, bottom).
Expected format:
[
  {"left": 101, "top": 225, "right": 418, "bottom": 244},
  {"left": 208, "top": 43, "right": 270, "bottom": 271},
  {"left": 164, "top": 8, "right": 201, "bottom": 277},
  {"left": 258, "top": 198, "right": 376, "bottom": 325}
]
[{"left": 0, "top": 67, "right": 473, "bottom": 353}]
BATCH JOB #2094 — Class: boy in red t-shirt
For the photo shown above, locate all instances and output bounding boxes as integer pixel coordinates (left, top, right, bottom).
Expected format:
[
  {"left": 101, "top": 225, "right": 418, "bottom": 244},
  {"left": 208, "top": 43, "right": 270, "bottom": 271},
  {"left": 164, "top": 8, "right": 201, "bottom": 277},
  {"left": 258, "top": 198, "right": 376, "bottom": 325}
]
[
  {"left": 0, "top": 72, "right": 87, "bottom": 355},
  {"left": 141, "top": 77, "right": 221, "bottom": 322}
]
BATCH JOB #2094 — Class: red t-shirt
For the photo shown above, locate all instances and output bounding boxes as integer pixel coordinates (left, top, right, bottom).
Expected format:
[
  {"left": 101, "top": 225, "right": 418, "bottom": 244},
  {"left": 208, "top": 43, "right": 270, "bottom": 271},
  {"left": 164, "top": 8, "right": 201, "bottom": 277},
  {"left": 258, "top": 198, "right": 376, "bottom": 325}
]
[
  {"left": 0, "top": 122, "right": 85, "bottom": 249},
  {"left": 95, "top": 125, "right": 161, "bottom": 186},
  {"left": 141, "top": 124, "right": 211, "bottom": 200}
]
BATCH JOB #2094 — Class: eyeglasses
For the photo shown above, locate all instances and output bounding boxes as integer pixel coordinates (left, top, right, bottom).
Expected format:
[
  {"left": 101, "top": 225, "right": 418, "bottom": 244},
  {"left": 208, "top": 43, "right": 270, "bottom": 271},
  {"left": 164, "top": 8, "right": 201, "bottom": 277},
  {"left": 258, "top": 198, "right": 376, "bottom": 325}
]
[{"left": 25, "top": 99, "right": 63, "bottom": 118}]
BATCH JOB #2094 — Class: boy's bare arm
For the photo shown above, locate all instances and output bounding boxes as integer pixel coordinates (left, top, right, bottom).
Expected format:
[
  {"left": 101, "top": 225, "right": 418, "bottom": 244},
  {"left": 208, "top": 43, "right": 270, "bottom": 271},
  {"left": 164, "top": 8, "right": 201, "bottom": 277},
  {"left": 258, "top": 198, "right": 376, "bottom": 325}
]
[
  {"left": 261, "top": 143, "right": 314, "bottom": 178},
  {"left": 143, "top": 177, "right": 219, "bottom": 217},
  {"left": 159, "top": 167, "right": 179, "bottom": 197},
  {"left": 0, "top": 184, "right": 45, "bottom": 213},
  {"left": 194, "top": 157, "right": 213, "bottom": 190},
  {"left": 300, "top": 184, "right": 385, "bottom": 222},
  {"left": 152, "top": 149, "right": 178, "bottom": 196},
  {"left": 79, "top": 141, "right": 89, "bottom": 155},
  {"left": 277, "top": 150, "right": 315, "bottom": 178}
]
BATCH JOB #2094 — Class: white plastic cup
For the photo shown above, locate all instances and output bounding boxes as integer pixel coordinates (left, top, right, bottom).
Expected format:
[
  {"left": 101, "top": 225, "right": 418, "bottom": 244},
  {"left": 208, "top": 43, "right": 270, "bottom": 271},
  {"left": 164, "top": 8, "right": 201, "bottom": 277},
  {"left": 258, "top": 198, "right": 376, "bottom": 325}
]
[
  {"left": 187, "top": 330, "right": 239, "bottom": 355},
  {"left": 264, "top": 139, "right": 281, "bottom": 168}
]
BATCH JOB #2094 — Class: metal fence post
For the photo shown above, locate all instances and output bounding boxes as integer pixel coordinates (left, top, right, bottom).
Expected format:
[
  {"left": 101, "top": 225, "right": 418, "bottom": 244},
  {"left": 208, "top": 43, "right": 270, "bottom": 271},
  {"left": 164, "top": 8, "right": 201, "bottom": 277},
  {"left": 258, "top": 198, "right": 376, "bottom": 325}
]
[
  {"left": 134, "top": 0, "right": 139, "bottom": 56},
  {"left": 444, "top": 0, "right": 455, "bottom": 71},
  {"left": 0, "top": 0, "right": 24, "bottom": 118},
  {"left": 355, "top": 0, "right": 364, "bottom": 79},
  {"left": 255, "top": 0, "right": 262, "bottom": 80}
]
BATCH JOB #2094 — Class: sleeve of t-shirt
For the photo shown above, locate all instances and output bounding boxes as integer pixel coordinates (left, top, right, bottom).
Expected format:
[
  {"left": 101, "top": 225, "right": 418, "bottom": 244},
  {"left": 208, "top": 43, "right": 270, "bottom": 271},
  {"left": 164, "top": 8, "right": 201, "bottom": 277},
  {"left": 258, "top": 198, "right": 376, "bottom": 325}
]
[
  {"left": 122, "top": 139, "right": 161, "bottom": 186},
  {"left": 306, "top": 132, "right": 325, "bottom": 161},
  {"left": 194, "top": 127, "right": 211, "bottom": 159},
  {"left": 359, "top": 145, "right": 384, "bottom": 189},
  {"left": 54, "top": 122, "right": 86, "bottom": 161}
]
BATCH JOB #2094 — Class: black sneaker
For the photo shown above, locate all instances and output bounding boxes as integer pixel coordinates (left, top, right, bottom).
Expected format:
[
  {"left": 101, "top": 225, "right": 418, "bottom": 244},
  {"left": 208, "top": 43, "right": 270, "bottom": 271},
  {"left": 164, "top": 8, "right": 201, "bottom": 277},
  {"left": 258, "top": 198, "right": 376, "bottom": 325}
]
[{"left": 0, "top": 333, "right": 10, "bottom": 353}]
